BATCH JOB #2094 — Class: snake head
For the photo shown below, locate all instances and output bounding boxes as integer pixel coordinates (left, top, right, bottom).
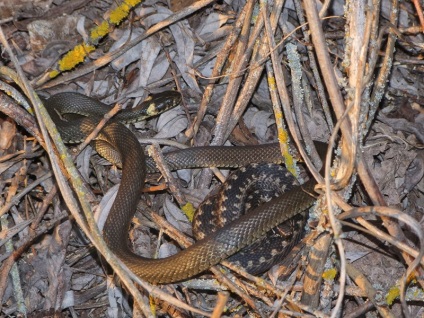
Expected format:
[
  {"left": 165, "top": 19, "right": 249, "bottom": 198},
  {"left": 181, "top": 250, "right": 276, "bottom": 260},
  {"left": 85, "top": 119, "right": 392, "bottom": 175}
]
[{"left": 143, "top": 91, "right": 182, "bottom": 117}]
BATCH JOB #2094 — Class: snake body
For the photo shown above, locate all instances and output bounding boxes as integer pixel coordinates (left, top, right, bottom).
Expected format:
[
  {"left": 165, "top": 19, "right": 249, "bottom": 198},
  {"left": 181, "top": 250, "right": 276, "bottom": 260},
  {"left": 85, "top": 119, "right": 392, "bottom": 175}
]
[
  {"left": 45, "top": 92, "right": 325, "bottom": 284},
  {"left": 193, "top": 162, "right": 307, "bottom": 274}
]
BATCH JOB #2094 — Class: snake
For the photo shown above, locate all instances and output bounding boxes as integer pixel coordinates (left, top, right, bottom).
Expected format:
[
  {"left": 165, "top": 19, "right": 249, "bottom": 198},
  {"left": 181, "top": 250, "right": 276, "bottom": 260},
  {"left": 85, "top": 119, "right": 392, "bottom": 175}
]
[
  {"left": 193, "top": 162, "right": 308, "bottom": 274},
  {"left": 44, "top": 91, "right": 326, "bottom": 284}
]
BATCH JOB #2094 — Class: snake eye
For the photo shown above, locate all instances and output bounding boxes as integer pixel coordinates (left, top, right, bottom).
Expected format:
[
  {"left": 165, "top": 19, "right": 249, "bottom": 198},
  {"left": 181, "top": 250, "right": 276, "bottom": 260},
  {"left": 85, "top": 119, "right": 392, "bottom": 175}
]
[{"left": 149, "top": 91, "right": 182, "bottom": 113}]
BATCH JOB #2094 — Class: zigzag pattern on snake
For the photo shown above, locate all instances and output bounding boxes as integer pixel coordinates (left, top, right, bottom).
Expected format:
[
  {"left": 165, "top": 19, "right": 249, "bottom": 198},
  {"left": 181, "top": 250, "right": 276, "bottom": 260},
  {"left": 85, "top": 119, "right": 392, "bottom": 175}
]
[{"left": 194, "top": 163, "right": 307, "bottom": 274}]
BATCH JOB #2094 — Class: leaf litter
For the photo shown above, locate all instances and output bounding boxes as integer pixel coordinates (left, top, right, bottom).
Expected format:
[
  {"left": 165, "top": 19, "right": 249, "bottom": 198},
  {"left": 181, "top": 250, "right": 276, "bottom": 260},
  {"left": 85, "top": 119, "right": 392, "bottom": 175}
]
[{"left": 0, "top": 0, "right": 423, "bottom": 316}]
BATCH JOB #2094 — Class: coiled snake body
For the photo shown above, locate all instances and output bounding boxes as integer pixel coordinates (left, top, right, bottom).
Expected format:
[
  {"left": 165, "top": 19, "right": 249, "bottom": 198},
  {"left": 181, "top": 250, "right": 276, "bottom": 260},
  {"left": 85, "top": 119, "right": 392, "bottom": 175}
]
[{"left": 45, "top": 92, "right": 324, "bottom": 284}]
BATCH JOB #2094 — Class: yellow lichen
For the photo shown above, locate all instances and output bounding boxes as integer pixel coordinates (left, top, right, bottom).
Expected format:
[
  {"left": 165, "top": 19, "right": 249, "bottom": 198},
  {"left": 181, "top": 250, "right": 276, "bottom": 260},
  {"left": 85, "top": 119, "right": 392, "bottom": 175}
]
[
  {"left": 109, "top": 0, "right": 142, "bottom": 24},
  {"left": 90, "top": 20, "right": 110, "bottom": 42},
  {"left": 110, "top": 3, "right": 131, "bottom": 25},
  {"left": 282, "top": 151, "right": 294, "bottom": 174},
  {"left": 386, "top": 286, "right": 400, "bottom": 305},
  {"left": 149, "top": 296, "right": 156, "bottom": 316},
  {"left": 267, "top": 75, "right": 276, "bottom": 89},
  {"left": 125, "top": 0, "right": 142, "bottom": 7},
  {"left": 58, "top": 44, "right": 95, "bottom": 71},
  {"left": 322, "top": 268, "right": 337, "bottom": 281},
  {"left": 48, "top": 69, "right": 60, "bottom": 79},
  {"left": 181, "top": 202, "right": 196, "bottom": 222},
  {"left": 48, "top": 0, "right": 143, "bottom": 79},
  {"left": 277, "top": 130, "right": 296, "bottom": 176}
]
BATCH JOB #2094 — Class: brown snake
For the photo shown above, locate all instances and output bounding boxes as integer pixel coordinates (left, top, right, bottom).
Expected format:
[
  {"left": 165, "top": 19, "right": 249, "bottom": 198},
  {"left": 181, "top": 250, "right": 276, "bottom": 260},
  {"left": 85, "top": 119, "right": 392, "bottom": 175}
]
[{"left": 45, "top": 92, "right": 326, "bottom": 284}]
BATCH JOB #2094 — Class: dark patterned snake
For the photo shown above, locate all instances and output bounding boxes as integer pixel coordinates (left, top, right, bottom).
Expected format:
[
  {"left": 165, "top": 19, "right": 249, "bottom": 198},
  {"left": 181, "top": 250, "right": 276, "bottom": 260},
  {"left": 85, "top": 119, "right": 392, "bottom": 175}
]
[{"left": 45, "top": 92, "right": 326, "bottom": 284}]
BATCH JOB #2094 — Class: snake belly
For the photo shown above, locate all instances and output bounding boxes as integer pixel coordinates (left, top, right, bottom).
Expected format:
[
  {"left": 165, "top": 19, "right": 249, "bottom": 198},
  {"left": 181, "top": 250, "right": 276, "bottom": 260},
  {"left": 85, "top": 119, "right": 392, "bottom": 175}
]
[{"left": 45, "top": 92, "right": 325, "bottom": 284}]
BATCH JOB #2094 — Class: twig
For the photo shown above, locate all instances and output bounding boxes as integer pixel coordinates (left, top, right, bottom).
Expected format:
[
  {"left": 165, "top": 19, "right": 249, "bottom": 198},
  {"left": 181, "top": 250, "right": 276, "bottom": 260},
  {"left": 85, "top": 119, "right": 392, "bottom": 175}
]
[
  {"left": 303, "top": 0, "right": 354, "bottom": 165},
  {"left": 339, "top": 206, "right": 424, "bottom": 316},
  {"left": 209, "top": 267, "right": 260, "bottom": 311},
  {"left": 345, "top": 263, "right": 396, "bottom": 318},
  {"left": 292, "top": 0, "right": 334, "bottom": 131},
  {"left": 265, "top": 59, "right": 297, "bottom": 176},
  {"left": 224, "top": 0, "right": 285, "bottom": 142},
  {"left": 269, "top": 265, "right": 301, "bottom": 318},
  {"left": 211, "top": 292, "right": 229, "bottom": 318},
  {"left": 36, "top": 0, "right": 217, "bottom": 89},
  {"left": 30, "top": 187, "right": 58, "bottom": 231},
  {"left": 287, "top": 43, "right": 320, "bottom": 164},
  {"left": 0, "top": 172, "right": 52, "bottom": 218},
  {"left": 300, "top": 233, "right": 332, "bottom": 308},
  {"left": 194, "top": 0, "right": 257, "bottom": 189},
  {"left": 148, "top": 143, "right": 186, "bottom": 206},
  {"left": 75, "top": 103, "right": 122, "bottom": 155},
  {"left": 149, "top": 207, "right": 260, "bottom": 312},
  {"left": 0, "top": 25, "right": 154, "bottom": 317},
  {"left": 411, "top": 0, "right": 424, "bottom": 34},
  {"left": 0, "top": 212, "right": 26, "bottom": 316},
  {"left": 263, "top": 1, "right": 323, "bottom": 183},
  {"left": 197, "top": 0, "right": 286, "bottom": 189},
  {"left": 0, "top": 92, "right": 45, "bottom": 148},
  {"left": 185, "top": 2, "right": 250, "bottom": 139},
  {"left": 0, "top": 75, "right": 32, "bottom": 113},
  {"left": 0, "top": 211, "right": 69, "bottom": 304},
  {"left": 209, "top": 0, "right": 255, "bottom": 147}
]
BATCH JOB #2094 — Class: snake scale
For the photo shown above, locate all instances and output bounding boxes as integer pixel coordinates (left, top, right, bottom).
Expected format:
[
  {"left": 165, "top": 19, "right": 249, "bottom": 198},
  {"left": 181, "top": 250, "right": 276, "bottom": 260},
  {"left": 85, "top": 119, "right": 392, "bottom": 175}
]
[{"left": 45, "top": 91, "right": 325, "bottom": 284}]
